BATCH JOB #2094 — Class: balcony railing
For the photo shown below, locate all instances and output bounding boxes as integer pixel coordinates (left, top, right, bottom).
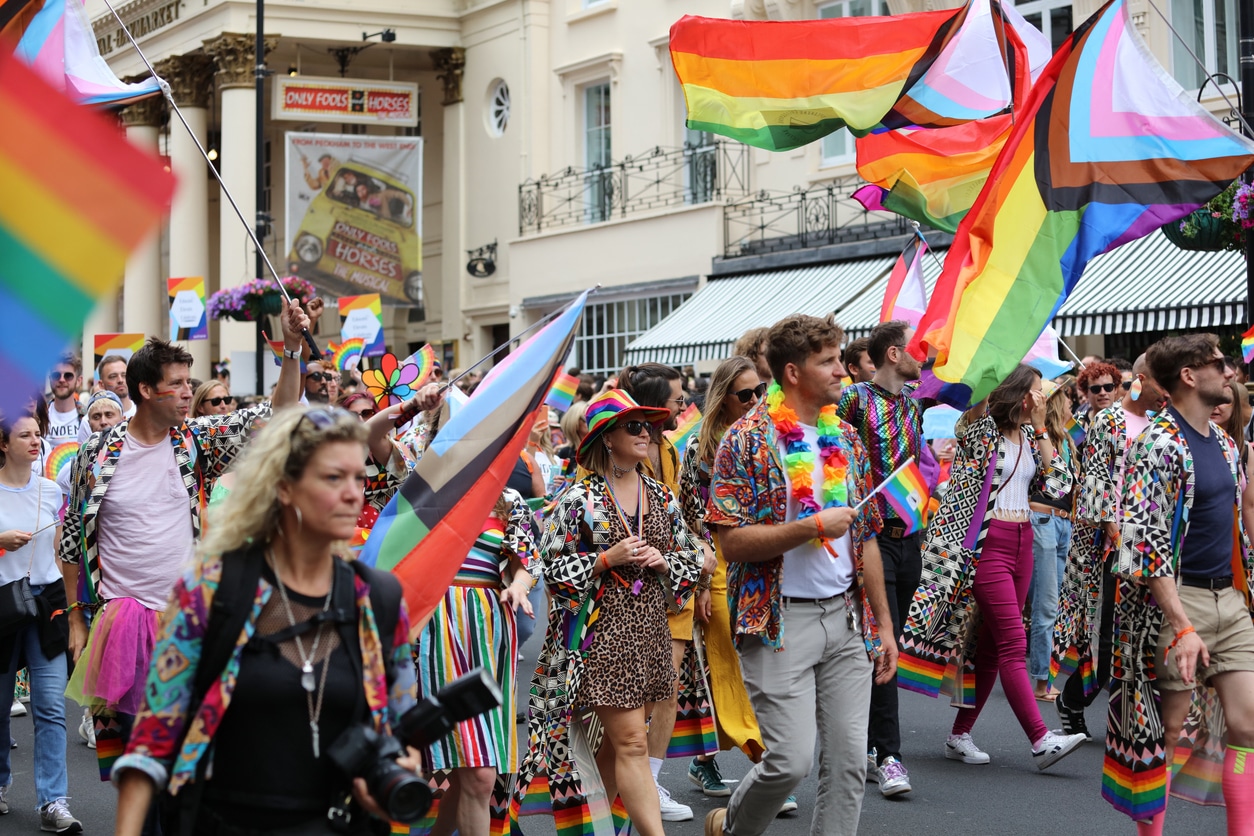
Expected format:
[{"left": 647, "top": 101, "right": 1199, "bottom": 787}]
[
  {"left": 723, "top": 176, "right": 913, "bottom": 259},
  {"left": 519, "top": 140, "right": 749, "bottom": 236}
]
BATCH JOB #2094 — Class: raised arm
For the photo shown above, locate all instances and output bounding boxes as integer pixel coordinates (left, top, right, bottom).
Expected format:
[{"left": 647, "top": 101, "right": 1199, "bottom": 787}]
[{"left": 272, "top": 299, "right": 312, "bottom": 410}]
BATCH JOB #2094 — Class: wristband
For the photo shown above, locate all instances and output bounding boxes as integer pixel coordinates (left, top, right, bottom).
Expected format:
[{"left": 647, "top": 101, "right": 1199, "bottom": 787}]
[
  {"left": 1169, "top": 625, "right": 1196, "bottom": 649},
  {"left": 1033, "top": 431, "right": 1049, "bottom": 441},
  {"left": 283, "top": 347, "right": 301, "bottom": 361},
  {"left": 597, "top": 553, "right": 609, "bottom": 572},
  {"left": 814, "top": 516, "right": 827, "bottom": 541}
]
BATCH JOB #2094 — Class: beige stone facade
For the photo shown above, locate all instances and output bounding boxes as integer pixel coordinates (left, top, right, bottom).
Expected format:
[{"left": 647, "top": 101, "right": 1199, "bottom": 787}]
[{"left": 87, "top": 0, "right": 1239, "bottom": 382}]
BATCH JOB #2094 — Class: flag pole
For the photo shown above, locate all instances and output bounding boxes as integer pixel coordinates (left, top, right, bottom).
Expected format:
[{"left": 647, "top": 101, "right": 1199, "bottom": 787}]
[
  {"left": 98, "top": 0, "right": 322, "bottom": 361},
  {"left": 1056, "top": 334, "right": 1087, "bottom": 370}
]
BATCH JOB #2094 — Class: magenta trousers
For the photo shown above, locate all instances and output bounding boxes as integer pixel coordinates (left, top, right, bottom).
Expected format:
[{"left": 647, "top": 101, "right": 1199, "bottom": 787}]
[{"left": 951, "top": 519, "right": 1049, "bottom": 746}]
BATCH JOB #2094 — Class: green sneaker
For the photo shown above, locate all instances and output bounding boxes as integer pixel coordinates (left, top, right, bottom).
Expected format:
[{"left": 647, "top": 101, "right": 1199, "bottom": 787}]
[{"left": 688, "top": 756, "right": 731, "bottom": 797}]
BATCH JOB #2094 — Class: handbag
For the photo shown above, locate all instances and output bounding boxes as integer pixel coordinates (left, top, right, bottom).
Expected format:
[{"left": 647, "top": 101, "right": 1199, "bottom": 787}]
[{"left": 0, "top": 475, "right": 43, "bottom": 635}]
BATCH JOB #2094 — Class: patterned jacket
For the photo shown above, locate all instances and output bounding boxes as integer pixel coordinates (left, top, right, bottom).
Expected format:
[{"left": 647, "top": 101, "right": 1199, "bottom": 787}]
[
  {"left": 1053, "top": 404, "right": 1133, "bottom": 692},
  {"left": 59, "top": 407, "right": 400, "bottom": 603},
  {"left": 705, "top": 397, "right": 884, "bottom": 653},
  {"left": 512, "top": 474, "right": 702, "bottom": 834},
  {"left": 111, "top": 550, "right": 415, "bottom": 794},
  {"left": 899, "top": 412, "right": 1072, "bottom": 705},
  {"left": 1104, "top": 409, "right": 1254, "bottom": 821}
]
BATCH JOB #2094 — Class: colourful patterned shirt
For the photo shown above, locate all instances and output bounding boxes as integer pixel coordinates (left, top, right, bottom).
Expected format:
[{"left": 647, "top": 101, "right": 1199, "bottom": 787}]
[
  {"left": 706, "top": 398, "right": 883, "bottom": 652},
  {"left": 835, "top": 380, "right": 924, "bottom": 522}
]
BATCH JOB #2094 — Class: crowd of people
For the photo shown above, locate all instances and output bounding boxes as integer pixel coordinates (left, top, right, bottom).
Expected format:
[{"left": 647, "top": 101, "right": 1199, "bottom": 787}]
[{"left": 0, "top": 297, "right": 1252, "bottom": 836}]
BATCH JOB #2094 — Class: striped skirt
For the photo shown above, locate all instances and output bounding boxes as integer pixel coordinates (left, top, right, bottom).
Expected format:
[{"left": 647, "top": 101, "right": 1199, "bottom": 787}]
[{"left": 416, "top": 573, "right": 519, "bottom": 773}]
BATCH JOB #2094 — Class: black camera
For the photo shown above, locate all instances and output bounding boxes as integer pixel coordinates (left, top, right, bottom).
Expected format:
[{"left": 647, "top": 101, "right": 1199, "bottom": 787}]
[{"left": 327, "top": 667, "right": 503, "bottom": 824}]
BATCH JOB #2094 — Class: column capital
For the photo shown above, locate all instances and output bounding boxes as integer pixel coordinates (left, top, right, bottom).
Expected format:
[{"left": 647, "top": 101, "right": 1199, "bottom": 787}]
[
  {"left": 204, "top": 32, "right": 278, "bottom": 90},
  {"left": 118, "top": 84, "right": 165, "bottom": 127},
  {"left": 155, "top": 53, "right": 216, "bottom": 108},
  {"left": 432, "top": 47, "right": 466, "bottom": 106}
]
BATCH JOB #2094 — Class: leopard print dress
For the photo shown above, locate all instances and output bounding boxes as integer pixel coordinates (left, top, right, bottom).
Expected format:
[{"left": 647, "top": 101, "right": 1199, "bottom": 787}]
[{"left": 575, "top": 499, "right": 677, "bottom": 709}]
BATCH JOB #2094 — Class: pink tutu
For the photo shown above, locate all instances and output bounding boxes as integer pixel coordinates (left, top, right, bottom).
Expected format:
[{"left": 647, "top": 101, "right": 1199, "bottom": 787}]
[{"left": 65, "top": 598, "right": 160, "bottom": 715}]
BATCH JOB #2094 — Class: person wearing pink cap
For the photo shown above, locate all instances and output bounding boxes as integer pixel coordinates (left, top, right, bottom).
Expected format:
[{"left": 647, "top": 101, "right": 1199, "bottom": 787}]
[{"left": 512, "top": 390, "right": 704, "bottom": 836}]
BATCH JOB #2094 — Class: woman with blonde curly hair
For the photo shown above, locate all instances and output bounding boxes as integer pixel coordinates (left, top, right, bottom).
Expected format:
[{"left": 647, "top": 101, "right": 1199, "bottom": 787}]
[{"left": 113, "top": 407, "right": 421, "bottom": 836}]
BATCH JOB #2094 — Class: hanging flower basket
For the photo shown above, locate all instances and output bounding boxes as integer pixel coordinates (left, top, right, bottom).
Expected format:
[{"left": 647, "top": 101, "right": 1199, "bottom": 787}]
[
  {"left": 1161, "top": 180, "right": 1252, "bottom": 253},
  {"left": 207, "top": 277, "right": 316, "bottom": 322}
]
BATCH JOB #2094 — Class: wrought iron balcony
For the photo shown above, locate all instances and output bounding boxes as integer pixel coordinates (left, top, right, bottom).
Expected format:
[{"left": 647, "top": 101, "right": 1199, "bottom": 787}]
[
  {"left": 724, "top": 176, "right": 914, "bottom": 259},
  {"left": 518, "top": 140, "right": 749, "bottom": 236}
]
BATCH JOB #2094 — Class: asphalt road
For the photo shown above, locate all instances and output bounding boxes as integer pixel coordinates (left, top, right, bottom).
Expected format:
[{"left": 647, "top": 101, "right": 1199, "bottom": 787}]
[{"left": 4, "top": 630, "right": 1227, "bottom": 834}]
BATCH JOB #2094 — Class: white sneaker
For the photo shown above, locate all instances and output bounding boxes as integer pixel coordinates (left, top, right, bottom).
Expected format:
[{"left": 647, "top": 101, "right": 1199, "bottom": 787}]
[
  {"left": 945, "top": 733, "right": 991, "bottom": 764},
  {"left": 1032, "top": 730, "right": 1086, "bottom": 771},
  {"left": 865, "top": 748, "right": 877, "bottom": 782},
  {"left": 9, "top": 701, "right": 25, "bottom": 718},
  {"left": 0, "top": 784, "right": 9, "bottom": 815},
  {"left": 77, "top": 715, "right": 96, "bottom": 749},
  {"left": 657, "top": 782, "right": 693, "bottom": 822}
]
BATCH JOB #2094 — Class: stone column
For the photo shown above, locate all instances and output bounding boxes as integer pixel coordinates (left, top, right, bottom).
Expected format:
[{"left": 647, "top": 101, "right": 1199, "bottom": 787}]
[
  {"left": 433, "top": 48, "right": 466, "bottom": 346},
  {"left": 155, "top": 53, "right": 215, "bottom": 376},
  {"left": 203, "top": 33, "right": 276, "bottom": 388},
  {"left": 118, "top": 93, "right": 166, "bottom": 340}
]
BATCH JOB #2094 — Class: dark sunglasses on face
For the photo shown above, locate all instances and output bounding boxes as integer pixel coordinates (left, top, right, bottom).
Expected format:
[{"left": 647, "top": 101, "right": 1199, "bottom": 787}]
[
  {"left": 352, "top": 408, "right": 377, "bottom": 420},
  {"left": 1121, "top": 380, "right": 1133, "bottom": 390},
  {"left": 617, "top": 420, "right": 650, "bottom": 437},
  {"left": 205, "top": 396, "right": 235, "bottom": 407},
  {"left": 48, "top": 371, "right": 75, "bottom": 381},
  {"left": 734, "top": 382, "right": 769, "bottom": 404},
  {"left": 307, "top": 372, "right": 335, "bottom": 383},
  {"left": 1087, "top": 382, "right": 1118, "bottom": 394}
]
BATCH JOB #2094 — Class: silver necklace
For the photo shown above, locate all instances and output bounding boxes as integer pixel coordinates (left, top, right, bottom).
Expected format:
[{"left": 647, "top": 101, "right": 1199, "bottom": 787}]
[{"left": 267, "top": 549, "right": 334, "bottom": 757}]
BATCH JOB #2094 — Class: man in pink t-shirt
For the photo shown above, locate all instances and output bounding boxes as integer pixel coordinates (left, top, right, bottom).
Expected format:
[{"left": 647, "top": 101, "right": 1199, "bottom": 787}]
[{"left": 59, "top": 302, "right": 308, "bottom": 791}]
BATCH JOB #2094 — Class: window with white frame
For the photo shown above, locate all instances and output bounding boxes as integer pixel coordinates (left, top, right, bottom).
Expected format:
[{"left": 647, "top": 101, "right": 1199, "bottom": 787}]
[
  {"left": 1169, "top": 0, "right": 1237, "bottom": 91},
  {"left": 817, "top": 0, "right": 890, "bottom": 166},
  {"left": 583, "top": 81, "right": 612, "bottom": 222},
  {"left": 574, "top": 292, "right": 692, "bottom": 376},
  {"left": 1015, "top": 0, "right": 1073, "bottom": 52}
]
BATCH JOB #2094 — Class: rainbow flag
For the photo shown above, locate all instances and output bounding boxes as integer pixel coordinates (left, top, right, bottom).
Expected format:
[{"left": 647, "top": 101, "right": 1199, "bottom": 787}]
[
  {"left": 360, "top": 292, "right": 588, "bottom": 624},
  {"left": 669, "top": 9, "right": 962, "bottom": 152},
  {"left": 1066, "top": 417, "right": 1086, "bottom": 448},
  {"left": 1241, "top": 324, "right": 1254, "bottom": 364},
  {"left": 91, "top": 333, "right": 145, "bottom": 373},
  {"left": 327, "top": 337, "right": 366, "bottom": 371},
  {"left": 910, "top": 0, "right": 1254, "bottom": 409},
  {"left": 10, "top": 0, "right": 162, "bottom": 107},
  {"left": 263, "top": 333, "right": 309, "bottom": 372},
  {"left": 545, "top": 371, "right": 579, "bottom": 412},
  {"left": 881, "top": 229, "right": 930, "bottom": 327},
  {"left": 0, "top": 50, "right": 174, "bottom": 419},
  {"left": 665, "top": 403, "right": 701, "bottom": 456},
  {"left": 875, "top": 457, "right": 929, "bottom": 535}
]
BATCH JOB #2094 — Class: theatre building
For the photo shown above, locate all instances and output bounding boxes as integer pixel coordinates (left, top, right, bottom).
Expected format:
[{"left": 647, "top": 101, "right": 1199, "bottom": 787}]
[{"left": 87, "top": 0, "right": 1244, "bottom": 386}]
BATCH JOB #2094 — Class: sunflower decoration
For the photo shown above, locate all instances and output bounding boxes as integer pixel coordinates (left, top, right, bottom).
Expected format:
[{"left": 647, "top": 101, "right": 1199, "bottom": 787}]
[{"left": 362, "top": 352, "right": 422, "bottom": 408}]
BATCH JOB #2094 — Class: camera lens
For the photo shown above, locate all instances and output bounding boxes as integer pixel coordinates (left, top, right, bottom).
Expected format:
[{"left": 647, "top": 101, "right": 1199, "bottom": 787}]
[{"left": 372, "top": 765, "right": 432, "bottom": 823}]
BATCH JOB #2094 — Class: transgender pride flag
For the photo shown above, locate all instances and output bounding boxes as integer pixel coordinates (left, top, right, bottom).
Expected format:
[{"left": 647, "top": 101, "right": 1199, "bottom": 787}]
[{"left": 881, "top": 229, "right": 929, "bottom": 328}]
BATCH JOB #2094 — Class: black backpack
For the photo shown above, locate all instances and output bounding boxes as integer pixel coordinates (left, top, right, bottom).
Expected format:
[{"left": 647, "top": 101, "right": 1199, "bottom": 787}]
[{"left": 160, "top": 547, "right": 402, "bottom": 836}]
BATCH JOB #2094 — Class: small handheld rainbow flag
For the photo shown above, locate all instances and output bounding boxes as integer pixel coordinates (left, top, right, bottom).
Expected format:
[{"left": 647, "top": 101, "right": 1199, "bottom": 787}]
[
  {"left": 856, "top": 456, "right": 929, "bottom": 535},
  {"left": 545, "top": 371, "right": 579, "bottom": 412},
  {"left": 328, "top": 337, "right": 365, "bottom": 371},
  {"left": 1066, "top": 417, "right": 1086, "bottom": 448},
  {"left": 263, "top": 332, "right": 307, "bottom": 372},
  {"left": 665, "top": 403, "right": 702, "bottom": 456},
  {"left": 1242, "top": 323, "right": 1254, "bottom": 364}
]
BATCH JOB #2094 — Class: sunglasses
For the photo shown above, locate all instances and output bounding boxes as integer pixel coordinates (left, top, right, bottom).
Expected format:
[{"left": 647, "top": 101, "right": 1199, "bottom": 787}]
[
  {"left": 352, "top": 408, "right": 377, "bottom": 420},
  {"left": 290, "top": 407, "right": 348, "bottom": 440},
  {"left": 307, "top": 372, "right": 336, "bottom": 383},
  {"left": 1087, "top": 383, "right": 1118, "bottom": 394},
  {"left": 1196, "top": 357, "right": 1228, "bottom": 374},
  {"left": 48, "top": 371, "right": 75, "bottom": 382},
  {"left": 668, "top": 396, "right": 688, "bottom": 408},
  {"left": 1121, "top": 380, "right": 1133, "bottom": 391},
  {"left": 616, "top": 420, "right": 651, "bottom": 437},
  {"left": 204, "top": 396, "right": 235, "bottom": 407},
  {"left": 734, "top": 382, "right": 769, "bottom": 404}
]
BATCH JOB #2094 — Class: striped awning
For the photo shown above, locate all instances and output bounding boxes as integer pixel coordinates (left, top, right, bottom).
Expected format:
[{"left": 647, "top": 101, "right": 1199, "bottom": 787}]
[
  {"left": 1051, "top": 231, "right": 1247, "bottom": 337},
  {"left": 622, "top": 256, "right": 895, "bottom": 366}
]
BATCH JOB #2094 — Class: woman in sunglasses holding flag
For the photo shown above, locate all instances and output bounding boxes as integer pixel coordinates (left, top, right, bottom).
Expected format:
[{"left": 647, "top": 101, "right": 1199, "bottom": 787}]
[{"left": 512, "top": 390, "right": 703, "bottom": 836}]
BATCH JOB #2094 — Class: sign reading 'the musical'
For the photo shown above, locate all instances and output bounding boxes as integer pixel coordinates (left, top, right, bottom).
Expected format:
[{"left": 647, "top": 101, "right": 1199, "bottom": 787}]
[{"left": 273, "top": 76, "right": 419, "bottom": 127}]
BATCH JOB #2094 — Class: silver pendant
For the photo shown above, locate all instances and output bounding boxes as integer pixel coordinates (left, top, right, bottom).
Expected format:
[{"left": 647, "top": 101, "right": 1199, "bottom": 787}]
[
  {"left": 311, "top": 720, "right": 320, "bottom": 759},
  {"left": 301, "top": 662, "right": 316, "bottom": 693}
]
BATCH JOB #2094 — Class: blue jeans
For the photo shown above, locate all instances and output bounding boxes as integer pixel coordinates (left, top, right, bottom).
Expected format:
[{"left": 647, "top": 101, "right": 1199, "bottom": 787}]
[
  {"left": 0, "top": 593, "right": 70, "bottom": 807},
  {"left": 1027, "top": 513, "right": 1072, "bottom": 681}
]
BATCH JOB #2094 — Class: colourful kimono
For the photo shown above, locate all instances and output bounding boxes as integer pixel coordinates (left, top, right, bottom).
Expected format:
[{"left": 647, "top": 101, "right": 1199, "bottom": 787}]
[
  {"left": 111, "top": 550, "right": 416, "bottom": 794},
  {"left": 899, "top": 412, "right": 1073, "bottom": 704},
  {"left": 705, "top": 398, "right": 884, "bottom": 655},
  {"left": 511, "top": 474, "right": 702, "bottom": 836},
  {"left": 1052, "top": 404, "right": 1130, "bottom": 692},
  {"left": 1104, "top": 409, "right": 1254, "bottom": 820}
]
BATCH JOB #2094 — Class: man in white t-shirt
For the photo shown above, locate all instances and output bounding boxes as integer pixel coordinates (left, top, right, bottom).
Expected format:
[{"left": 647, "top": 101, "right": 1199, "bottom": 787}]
[
  {"left": 706, "top": 313, "right": 896, "bottom": 836},
  {"left": 45, "top": 353, "right": 84, "bottom": 445},
  {"left": 77, "top": 355, "right": 136, "bottom": 443},
  {"left": 59, "top": 302, "right": 308, "bottom": 795}
]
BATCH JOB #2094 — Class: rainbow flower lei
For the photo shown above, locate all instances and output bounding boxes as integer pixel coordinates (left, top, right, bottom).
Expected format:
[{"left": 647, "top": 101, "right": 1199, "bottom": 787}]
[{"left": 766, "top": 382, "right": 850, "bottom": 540}]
